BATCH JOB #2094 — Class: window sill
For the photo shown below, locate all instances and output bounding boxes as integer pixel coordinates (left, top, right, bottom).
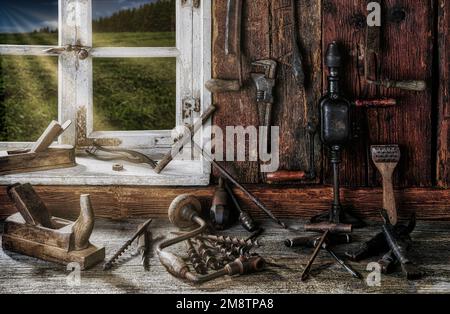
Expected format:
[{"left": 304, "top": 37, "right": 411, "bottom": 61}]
[{"left": 0, "top": 157, "right": 210, "bottom": 186}]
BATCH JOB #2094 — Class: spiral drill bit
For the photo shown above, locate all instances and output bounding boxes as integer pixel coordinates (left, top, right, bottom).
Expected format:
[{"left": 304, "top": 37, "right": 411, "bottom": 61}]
[
  {"left": 187, "top": 239, "right": 208, "bottom": 275},
  {"left": 208, "top": 240, "right": 240, "bottom": 262},
  {"left": 212, "top": 242, "right": 236, "bottom": 265},
  {"left": 199, "top": 235, "right": 260, "bottom": 248},
  {"left": 103, "top": 219, "right": 153, "bottom": 271},
  {"left": 197, "top": 239, "right": 223, "bottom": 270}
]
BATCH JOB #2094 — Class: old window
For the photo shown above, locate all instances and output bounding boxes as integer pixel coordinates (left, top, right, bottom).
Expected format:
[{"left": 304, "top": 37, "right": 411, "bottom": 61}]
[{"left": 0, "top": 0, "right": 211, "bottom": 185}]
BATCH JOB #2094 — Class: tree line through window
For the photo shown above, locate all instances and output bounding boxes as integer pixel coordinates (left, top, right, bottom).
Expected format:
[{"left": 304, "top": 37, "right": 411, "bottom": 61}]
[{"left": 0, "top": 0, "right": 176, "bottom": 142}]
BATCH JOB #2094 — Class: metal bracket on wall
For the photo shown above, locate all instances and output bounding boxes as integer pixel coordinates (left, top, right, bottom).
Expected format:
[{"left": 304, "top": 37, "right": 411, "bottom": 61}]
[
  {"left": 181, "top": 0, "right": 200, "bottom": 8},
  {"left": 182, "top": 97, "right": 201, "bottom": 120},
  {"left": 76, "top": 107, "right": 122, "bottom": 148}
]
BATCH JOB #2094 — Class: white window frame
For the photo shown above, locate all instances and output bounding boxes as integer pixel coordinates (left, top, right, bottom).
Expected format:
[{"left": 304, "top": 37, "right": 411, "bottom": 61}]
[{"left": 0, "top": 0, "right": 212, "bottom": 186}]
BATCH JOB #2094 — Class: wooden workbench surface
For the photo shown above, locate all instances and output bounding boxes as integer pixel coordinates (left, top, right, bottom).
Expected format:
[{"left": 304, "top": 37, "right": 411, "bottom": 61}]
[{"left": 1, "top": 219, "right": 449, "bottom": 294}]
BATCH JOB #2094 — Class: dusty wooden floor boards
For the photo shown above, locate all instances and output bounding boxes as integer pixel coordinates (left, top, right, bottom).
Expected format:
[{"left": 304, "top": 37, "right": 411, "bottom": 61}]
[{"left": 1, "top": 219, "right": 450, "bottom": 294}]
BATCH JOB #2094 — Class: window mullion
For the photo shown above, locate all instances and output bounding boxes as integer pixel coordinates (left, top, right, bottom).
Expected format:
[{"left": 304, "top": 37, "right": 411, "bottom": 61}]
[
  {"left": 58, "top": 0, "right": 93, "bottom": 146},
  {"left": 177, "top": 0, "right": 194, "bottom": 128},
  {"left": 194, "top": 1, "right": 212, "bottom": 174}
]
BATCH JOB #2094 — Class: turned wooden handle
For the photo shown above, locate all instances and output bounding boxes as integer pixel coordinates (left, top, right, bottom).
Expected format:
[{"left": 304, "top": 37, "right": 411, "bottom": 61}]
[
  {"left": 266, "top": 171, "right": 307, "bottom": 183},
  {"left": 382, "top": 175, "right": 398, "bottom": 225},
  {"left": 389, "top": 80, "right": 427, "bottom": 91},
  {"left": 368, "top": 79, "right": 427, "bottom": 92},
  {"left": 73, "top": 194, "right": 95, "bottom": 251}
]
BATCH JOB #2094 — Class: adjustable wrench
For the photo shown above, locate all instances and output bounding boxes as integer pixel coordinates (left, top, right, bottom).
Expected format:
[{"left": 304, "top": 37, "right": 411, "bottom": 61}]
[{"left": 251, "top": 60, "right": 277, "bottom": 129}]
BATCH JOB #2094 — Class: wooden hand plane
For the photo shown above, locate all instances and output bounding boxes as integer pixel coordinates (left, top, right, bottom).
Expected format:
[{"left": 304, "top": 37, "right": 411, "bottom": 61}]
[
  {"left": 0, "top": 120, "right": 76, "bottom": 175},
  {"left": 2, "top": 183, "right": 105, "bottom": 270}
]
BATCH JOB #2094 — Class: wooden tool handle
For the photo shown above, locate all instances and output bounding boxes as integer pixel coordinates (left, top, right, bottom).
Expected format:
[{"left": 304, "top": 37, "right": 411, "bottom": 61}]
[
  {"left": 354, "top": 98, "right": 397, "bottom": 108},
  {"left": 31, "top": 120, "right": 72, "bottom": 153},
  {"left": 368, "top": 79, "right": 427, "bottom": 92},
  {"left": 389, "top": 80, "right": 427, "bottom": 91},
  {"left": 382, "top": 176, "right": 398, "bottom": 225},
  {"left": 304, "top": 223, "right": 353, "bottom": 234},
  {"left": 155, "top": 106, "right": 216, "bottom": 174},
  {"left": 205, "top": 79, "right": 240, "bottom": 93},
  {"left": 266, "top": 171, "right": 307, "bottom": 183},
  {"left": 285, "top": 236, "right": 318, "bottom": 248},
  {"left": 7, "top": 183, "right": 53, "bottom": 228}
]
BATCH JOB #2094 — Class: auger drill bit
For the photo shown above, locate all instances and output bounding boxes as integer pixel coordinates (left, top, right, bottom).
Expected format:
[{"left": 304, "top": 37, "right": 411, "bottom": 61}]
[
  {"left": 199, "top": 235, "right": 260, "bottom": 248},
  {"left": 187, "top": 239, "right": 208, "bottom": 275},
  {"left": 209, "top": 241, "right": 235, "bottom": 262},
  {"left": 136, "top": 225, "right": 153, "bottom": 271},
  {"left": 197, "top": 239, "right": 223, "bottom": 271}
]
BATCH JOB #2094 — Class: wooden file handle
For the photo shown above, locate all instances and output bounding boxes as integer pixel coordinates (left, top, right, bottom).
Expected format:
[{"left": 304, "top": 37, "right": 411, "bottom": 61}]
[
  {"left": 205, "top": 79, "right": 240, "bottom": 93},
  {"left": 382, "top": 174, "right": 398, "bottom": 225},
  {"left": 266, "top": 171, "right": 307, "bottom": 183},
  {"left": 354, "top": 98, "right": 397, "bottom": 108}
]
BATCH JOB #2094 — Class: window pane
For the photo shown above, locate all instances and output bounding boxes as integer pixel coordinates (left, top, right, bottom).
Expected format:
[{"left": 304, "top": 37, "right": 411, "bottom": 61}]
[
  {"left": 0, "top": 56, "right": 58, "bottom": 142},
  {"left": 0, "top": 0, "right": 58, "bottom": 45},
  {"left": 93, "top": 0, "right": 176, "bottom": 47},
  {"left": 93, "top": 58, "right": 176, "bottom": 131}
]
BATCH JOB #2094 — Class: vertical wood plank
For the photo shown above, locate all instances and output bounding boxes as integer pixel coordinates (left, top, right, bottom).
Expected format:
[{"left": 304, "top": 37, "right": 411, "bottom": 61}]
[
  {"left": 195, "top": 0, "right": 213, "bottom": 175},
  {"left": 322, "top": 0, "right": 369, "bottom": 187},
  {"left": 177, "top": 0, "right": 193, "bottom": 127},
  {"left": 437, "top": 0, "right": 450, "bottom": 187},
  {"left": 59, "top": 0, "right": 92, "bottom": 146},
  {"left": 367, "top": 0, "right": 433, "bottom": 187},
  {"left": 271, "top": 0, "right": 322, "bottom": 179},
  {"left": 212, "top": 0, "right": 269, "bottom": 183}
]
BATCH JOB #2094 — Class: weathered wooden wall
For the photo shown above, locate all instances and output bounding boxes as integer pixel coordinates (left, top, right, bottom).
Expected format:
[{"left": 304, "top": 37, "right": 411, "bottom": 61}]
[
  {"left": 212, "top": 0, "right": 445, "bottom": 188},
  {"left": 437, "top": 0, "right": 450, "bottom": 187},
  {"left": 1, "top": 185, "right": 450, "bottom": 221}
]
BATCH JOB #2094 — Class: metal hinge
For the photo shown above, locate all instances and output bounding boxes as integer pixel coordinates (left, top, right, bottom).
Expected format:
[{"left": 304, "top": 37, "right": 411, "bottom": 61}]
[
  {"left": 182, "top": 97, "right": 201, "bottom": 120},
  {"left": 181, "top": 0, "right": 200, "bottom": 8}
]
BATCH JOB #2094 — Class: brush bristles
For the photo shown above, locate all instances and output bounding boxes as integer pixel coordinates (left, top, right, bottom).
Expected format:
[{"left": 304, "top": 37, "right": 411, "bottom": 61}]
[{"left": 371, "top": 145, "right": 401, "bottom": 163}]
